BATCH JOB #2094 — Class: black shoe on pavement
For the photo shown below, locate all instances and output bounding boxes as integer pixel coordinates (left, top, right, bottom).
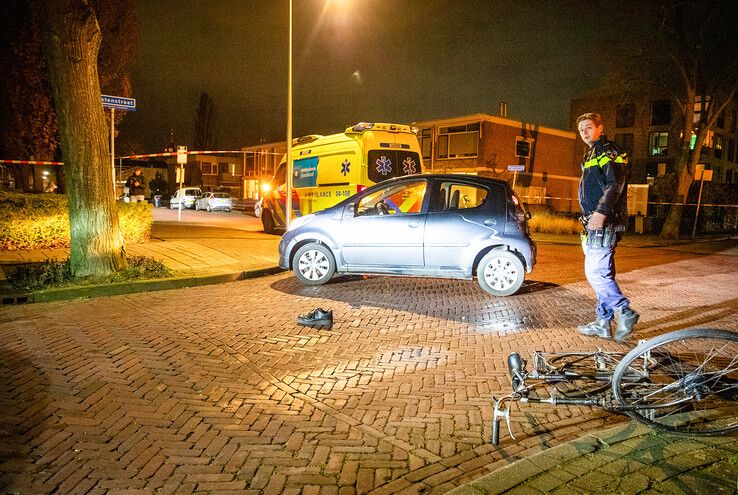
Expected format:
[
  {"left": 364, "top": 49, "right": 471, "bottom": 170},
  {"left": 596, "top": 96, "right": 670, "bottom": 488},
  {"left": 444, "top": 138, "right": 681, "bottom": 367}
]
[
  {"left": 614, "top": 307, "right": 639, "bottom": 342},
  {"left": 297, "top": 308, "right": 333, "bottom": 328},
  {"left": 577, "top": 318, "right": 611, "bottom": 339}
]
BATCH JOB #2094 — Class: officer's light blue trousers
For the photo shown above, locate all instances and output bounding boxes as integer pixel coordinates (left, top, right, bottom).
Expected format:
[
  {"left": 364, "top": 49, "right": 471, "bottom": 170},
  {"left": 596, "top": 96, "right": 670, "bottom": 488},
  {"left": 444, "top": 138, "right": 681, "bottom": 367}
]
[{"left": 583, "top": 244, "right": 630, "bottom": 320}]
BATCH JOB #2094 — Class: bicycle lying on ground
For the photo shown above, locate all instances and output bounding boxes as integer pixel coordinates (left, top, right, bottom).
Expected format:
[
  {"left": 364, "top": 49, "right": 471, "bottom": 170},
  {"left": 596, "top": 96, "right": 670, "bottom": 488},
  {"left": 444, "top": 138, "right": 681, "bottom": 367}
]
[{"left": 492, "top": 328, "right": 738, "bottom": 445}]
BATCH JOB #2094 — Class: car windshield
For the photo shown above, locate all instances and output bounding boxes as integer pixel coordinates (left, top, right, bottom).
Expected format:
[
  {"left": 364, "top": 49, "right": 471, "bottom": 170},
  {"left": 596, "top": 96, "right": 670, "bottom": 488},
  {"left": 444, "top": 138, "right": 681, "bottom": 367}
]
[{"left": 212, "top": 193, "right": 229, "bottom": 198}]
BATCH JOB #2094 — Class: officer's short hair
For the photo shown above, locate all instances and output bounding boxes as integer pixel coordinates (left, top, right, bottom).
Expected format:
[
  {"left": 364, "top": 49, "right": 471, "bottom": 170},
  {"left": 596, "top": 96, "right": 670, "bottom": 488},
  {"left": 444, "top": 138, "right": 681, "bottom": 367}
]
[{"left": 576, "top": 112, "right": 603, "bottom": 127}]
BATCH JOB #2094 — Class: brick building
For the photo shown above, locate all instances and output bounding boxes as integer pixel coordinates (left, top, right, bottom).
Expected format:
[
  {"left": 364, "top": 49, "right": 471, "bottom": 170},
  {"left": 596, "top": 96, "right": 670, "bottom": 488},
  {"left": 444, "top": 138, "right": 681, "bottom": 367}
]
[
  {"left": 412, "top": 113, "right": 579, "bottom": 212},
  {"left": 570, "top": 94, "right": 738, "bottom": 185}
]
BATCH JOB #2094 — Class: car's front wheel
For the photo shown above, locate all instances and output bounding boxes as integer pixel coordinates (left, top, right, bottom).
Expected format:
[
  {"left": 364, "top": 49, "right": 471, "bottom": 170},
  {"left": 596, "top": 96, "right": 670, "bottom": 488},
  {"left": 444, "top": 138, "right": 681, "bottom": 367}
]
[
  {"left": 293, "top": 243, "right": 336, "bottom": 286},
  {"left": 195, "top": 203, "right": 200, "bottom": 211},
  {"left": 476, "top": 250, "right": 525, "bottom": 296}
]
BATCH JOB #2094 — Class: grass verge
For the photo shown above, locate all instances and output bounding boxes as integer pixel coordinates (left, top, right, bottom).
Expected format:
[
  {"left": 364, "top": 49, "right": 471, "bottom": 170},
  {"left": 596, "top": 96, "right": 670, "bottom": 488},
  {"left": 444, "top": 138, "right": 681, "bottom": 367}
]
[{"left": 6, "top": 255, "right": 172, "bottom": 292}]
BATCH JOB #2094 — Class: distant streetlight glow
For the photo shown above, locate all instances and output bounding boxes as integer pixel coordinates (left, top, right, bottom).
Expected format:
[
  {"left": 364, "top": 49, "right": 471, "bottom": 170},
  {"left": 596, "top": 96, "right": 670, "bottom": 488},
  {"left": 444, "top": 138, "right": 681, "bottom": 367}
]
[{"left": 285, "top": 0, "right": 350, "bottom": 229}]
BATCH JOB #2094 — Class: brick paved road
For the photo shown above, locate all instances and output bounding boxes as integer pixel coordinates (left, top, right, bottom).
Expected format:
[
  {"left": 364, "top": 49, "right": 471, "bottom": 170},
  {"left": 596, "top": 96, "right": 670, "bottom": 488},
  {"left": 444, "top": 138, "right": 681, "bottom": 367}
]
[{"left": 1, "top": 242, "right": 736, "bottom": 494}]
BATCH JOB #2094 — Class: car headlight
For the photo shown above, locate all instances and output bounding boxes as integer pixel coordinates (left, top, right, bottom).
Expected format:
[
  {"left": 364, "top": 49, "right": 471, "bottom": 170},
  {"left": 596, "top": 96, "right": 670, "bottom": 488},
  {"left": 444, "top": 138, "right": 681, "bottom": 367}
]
[{"left": 287, "top": 214, "right": 314, "bottom": 232}]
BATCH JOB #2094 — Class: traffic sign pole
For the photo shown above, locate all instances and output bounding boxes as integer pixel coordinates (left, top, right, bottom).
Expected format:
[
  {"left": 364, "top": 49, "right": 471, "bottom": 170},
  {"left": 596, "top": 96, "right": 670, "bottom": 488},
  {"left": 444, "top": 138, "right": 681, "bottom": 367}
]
[
  {"left": 101, "top": 95, "right": 135, "bottom": 199},
  {"left": 111, "top": 108, "right": 115, "bottom": 196}
]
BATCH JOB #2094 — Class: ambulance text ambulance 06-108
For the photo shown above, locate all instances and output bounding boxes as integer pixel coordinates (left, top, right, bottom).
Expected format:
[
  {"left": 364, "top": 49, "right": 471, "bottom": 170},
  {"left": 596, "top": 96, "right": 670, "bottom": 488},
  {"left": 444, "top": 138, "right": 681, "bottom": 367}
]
[{"left": 257, "top": 122, "right": 423, "bottom": 233}]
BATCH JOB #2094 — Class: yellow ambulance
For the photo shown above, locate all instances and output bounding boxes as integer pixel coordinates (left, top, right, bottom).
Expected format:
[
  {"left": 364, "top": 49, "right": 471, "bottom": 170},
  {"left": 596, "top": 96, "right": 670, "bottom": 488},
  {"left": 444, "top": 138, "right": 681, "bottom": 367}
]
[{"left": 258, "top": 122, "right": 423, "bottom": 233}]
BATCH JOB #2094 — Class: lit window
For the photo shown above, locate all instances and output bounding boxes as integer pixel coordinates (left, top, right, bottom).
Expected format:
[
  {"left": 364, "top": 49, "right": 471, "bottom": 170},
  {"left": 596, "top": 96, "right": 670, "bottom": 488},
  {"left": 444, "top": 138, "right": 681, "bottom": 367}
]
[{"left": 649, "top": 132, "right": 669, "bottom": 156}]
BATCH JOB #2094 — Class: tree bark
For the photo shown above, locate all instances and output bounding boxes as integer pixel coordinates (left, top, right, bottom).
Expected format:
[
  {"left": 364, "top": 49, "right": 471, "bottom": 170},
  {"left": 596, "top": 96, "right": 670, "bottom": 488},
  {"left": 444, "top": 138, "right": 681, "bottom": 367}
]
[{"left": 41, "top": 0, "right": 126, "bottom": 277}]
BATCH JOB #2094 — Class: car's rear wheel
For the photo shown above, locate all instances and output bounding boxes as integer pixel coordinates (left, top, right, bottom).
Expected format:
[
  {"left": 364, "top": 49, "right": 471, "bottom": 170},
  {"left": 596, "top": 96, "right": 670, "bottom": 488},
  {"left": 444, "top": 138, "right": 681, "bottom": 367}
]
[
  {"left": 293, "top": 243, "right": 336, "bottom": 286},
  {"left": 206, "top": 204, "right": 211, "bottom": 212},
  {"left": 477, "top": 250, "right": 525, "bottom": 296}
]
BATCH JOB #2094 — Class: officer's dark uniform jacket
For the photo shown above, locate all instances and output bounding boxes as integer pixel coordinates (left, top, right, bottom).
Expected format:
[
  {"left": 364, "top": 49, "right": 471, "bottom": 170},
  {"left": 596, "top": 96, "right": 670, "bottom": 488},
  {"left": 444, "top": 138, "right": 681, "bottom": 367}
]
[
  {"left": 126, "top": 173, "right": 146, "bottom": 196},
  {"left": 578, "top": 135, "right": 628, "bottom": 230}
]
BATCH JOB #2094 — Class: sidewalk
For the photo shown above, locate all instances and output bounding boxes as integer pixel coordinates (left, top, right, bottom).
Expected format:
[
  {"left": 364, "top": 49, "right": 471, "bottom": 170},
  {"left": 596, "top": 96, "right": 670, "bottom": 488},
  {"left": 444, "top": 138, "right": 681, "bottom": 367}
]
[
  {"left": 449, "top": 422, "right": 738, "bottom": 494},
  {"left": 0, "top": 222, "right": 282, "bottom": 302}
]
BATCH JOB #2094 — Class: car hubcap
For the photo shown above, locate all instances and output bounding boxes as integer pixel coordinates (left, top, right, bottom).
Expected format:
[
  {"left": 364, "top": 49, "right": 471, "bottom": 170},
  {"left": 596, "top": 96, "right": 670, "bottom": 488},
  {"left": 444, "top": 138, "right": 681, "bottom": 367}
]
[
  {"left": 483, "top": 257, "right": 519, "bottom": 291},
  {"left": 298, "top": 250, "right": 329, "bottom": 281}
]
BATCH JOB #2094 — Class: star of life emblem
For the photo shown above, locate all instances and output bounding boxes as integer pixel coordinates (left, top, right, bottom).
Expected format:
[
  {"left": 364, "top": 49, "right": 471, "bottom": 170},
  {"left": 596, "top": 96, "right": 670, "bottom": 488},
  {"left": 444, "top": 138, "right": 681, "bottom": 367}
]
[{"left": 376, "top": 156, "right": 392, "bottom": 175}]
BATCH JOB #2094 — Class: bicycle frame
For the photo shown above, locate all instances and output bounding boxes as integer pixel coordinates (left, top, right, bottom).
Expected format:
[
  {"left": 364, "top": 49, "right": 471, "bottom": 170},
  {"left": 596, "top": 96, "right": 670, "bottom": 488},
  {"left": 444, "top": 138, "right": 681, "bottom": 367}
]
[{"left": 492, "top": 348, "right": 651, "bottom": 445}]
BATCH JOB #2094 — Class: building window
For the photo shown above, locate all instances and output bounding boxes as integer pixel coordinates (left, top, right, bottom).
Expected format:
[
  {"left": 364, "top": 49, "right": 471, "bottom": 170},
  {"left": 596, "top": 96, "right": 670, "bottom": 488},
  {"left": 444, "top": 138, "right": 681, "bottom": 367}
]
[
  {"left": 614, "top": 133, "right": 634, "bottom": 156},
  {"left": 515, "top": 137, "right": 532, "bottom": 158},
  {"left": 714, "top": 135, "right": 724, "bottom": 159},
  {"left": 651, "top": 99, "right": 672, "bottom": 126},
  {"left": 615, "top": 104, "right": 635, "bottom": 128},
  {"left": 693, "top": 96, "right": 709, "bottom": 124},
  {"left": 218, "top": 162, "right": 230, "bottom": 175},
  {"left": 646, "top": 162, "right": 668, "bottom": 179},
  {"left": 200, "top": 162, "right": 217, "bottom": 175},
  {"left": 648, "top": 131, "right": 669, "bottom": 156},
  {"left": 729, "top": 139, "right": 736, "bottom": 163},
  {"left": 419, "top": 128, "right": 432, "bottom": 160},
  {"left": 437, "top": 122, "right": 479, "bottom": 159}
]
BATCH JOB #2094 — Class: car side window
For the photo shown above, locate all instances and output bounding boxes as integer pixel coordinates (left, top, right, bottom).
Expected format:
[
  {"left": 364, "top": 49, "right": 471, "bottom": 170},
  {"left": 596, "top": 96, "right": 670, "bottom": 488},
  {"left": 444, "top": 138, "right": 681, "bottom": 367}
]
[
  {"left": 431, "top": 182, "right": 488, "bottom": 212},
  {"left": 356, "top": 180, "right": 426, "bottom": 216}
]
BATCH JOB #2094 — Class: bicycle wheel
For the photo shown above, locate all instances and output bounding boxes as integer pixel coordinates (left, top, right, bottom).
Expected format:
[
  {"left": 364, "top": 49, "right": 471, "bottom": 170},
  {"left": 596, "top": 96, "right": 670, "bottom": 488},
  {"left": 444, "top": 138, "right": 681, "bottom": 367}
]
[{"left": 612, "top": 328, "right": 738, "bottom": 435}]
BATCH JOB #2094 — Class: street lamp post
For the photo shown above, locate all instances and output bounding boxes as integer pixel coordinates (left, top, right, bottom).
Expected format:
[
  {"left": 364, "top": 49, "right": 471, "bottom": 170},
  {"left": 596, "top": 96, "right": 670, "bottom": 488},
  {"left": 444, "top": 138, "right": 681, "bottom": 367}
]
[{"left": 285, "top": 0, "right": 293, "bottom": 229}]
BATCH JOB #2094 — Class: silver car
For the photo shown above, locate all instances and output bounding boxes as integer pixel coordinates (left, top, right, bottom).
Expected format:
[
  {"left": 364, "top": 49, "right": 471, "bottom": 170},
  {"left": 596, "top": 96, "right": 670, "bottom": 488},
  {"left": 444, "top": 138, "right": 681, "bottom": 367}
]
[
  {"left": 279, "top": 174, "right": 536, "bottom": 296},
  {"left": 195, "top": 192, "right": 233, "bottom": 212}
]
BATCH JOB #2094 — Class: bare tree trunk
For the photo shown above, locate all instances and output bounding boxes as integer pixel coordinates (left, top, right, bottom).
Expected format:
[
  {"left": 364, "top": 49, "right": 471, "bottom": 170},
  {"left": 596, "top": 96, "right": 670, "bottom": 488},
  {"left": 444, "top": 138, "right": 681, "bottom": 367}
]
[
  {"left": 41, "top": 0, "right": 126, "bottom": 277},
  {"left": 660, "top": 160, "right": 693, "bottom": 239}
]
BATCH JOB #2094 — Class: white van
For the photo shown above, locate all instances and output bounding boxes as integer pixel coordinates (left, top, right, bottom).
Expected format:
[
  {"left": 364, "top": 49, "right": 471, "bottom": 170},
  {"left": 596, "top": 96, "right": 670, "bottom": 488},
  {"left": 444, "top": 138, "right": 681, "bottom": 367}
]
[{"left": 169, "top": 187, "right": 202, "bottom": 209}]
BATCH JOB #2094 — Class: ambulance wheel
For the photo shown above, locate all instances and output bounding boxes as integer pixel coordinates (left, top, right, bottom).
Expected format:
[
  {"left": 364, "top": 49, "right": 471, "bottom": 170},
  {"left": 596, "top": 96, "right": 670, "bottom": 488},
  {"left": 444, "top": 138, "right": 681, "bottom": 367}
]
[
  {"left": 293, "top": 243, "right": 335, "bottom": 286},
  {"left": 477, "top": 250, "right": 525, "bottom": 297},
  {"left": 262, "top": 210, "right": 276, "bottom": 234}
]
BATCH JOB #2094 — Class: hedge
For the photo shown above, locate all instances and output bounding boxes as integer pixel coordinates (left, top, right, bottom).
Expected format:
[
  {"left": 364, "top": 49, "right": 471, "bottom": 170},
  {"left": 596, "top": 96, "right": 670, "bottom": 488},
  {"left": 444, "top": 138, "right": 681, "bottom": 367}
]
[{"left": 0, "top": 192, "right": 152, "bottom": 250}]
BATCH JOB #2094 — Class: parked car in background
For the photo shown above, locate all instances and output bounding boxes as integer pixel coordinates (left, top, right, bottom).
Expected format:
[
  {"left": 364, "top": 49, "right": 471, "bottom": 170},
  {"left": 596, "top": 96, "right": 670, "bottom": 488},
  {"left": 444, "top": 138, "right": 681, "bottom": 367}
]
[
  {"left": 195, "top": 192, "right": 233, "bottom": 212},
  {"left": 169, "top": 187, "right": 202, "bottom": 209},
  {"left": 278, "top": 174, "right": 536, "bottom": 297}
]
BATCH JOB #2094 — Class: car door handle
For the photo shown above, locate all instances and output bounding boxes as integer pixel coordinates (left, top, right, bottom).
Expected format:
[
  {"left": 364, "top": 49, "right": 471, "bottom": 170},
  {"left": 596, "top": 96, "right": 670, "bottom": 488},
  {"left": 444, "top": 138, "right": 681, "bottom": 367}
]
[
  {"left": 484, "top": 219, "right": 497, "bottom": 226},
  {"left": 408, "top": 221, "right": 420, "bottom": 228}
]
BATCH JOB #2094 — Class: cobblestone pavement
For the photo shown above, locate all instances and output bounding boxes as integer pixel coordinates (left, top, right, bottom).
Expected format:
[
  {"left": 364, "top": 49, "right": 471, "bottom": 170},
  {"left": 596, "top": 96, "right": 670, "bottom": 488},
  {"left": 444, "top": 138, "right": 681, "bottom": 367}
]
[{"left": 1, "top": 243, "right": 736, "bottom": 494}]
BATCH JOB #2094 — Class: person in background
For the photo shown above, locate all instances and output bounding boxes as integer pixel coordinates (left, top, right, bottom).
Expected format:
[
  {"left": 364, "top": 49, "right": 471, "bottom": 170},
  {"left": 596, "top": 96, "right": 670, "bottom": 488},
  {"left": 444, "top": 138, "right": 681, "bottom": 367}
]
[
  {"left": 126, "top": 167, "right": 146, "bottom": 203},
  {"left": 575, "top": 112, "right": 639, "bottom": 342}
]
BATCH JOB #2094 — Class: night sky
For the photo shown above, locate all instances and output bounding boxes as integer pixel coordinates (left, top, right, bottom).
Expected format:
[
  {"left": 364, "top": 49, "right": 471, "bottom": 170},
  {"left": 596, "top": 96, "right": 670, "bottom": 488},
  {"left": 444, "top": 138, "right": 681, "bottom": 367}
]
[{"left": 118, "top": 0, "right": 618, "bottom": 154}]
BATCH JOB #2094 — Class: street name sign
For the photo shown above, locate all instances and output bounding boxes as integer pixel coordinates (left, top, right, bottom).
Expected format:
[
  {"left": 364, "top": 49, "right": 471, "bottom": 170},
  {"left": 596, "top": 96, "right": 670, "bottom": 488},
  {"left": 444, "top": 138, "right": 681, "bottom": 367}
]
[
  {"left": 507, "top": 164, "right": 525, "bottom": 172},
  {"left": 102, "top": 95, "right": 136, "bottom": 111}
]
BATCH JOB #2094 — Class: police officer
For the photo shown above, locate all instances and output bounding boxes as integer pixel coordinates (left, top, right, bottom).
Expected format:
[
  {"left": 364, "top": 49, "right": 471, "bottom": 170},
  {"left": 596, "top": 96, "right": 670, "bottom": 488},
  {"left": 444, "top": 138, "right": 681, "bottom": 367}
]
[
  {"left": 576, "top": 112, "right": 639, "bottom": 341},
  {"left": 126, "top": 167, "right": 146, "bottom": 203}
]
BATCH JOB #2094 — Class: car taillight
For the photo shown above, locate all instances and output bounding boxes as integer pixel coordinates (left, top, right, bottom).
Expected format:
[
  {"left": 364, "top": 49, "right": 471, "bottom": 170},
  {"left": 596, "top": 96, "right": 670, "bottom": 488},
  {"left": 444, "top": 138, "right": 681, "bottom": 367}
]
[{"left": 357, "top": 184, "right": 366, "bottom": 193}]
